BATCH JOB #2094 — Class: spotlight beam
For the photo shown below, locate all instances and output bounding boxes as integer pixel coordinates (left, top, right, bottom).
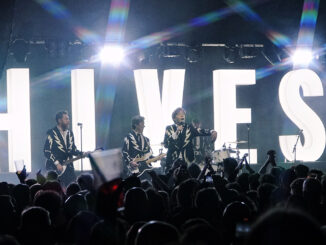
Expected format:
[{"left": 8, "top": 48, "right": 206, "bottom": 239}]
[
  {"left": 224, "top": 0, "right": 292, "bottom": 49},
  {"left": 292, "top": 0, "right": 320, "bottom": 68},
  {"left": 105, "top": 0, "right": 130, "bottom": 43},
  {"left": 34, "top": 0, "right": 101, "bottom": 43},
  {"left": 297, "top": 0, "right": 320, "bottom": 48}
]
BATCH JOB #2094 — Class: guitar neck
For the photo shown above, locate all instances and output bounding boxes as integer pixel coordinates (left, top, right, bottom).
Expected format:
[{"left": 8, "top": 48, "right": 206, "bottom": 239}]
[
  {"left": 62, "top": 155, "right": 84, "bottom": 166},
  {"left": 145, "top": 154, "right": 166, "bottom": 164},
  {"left": 133, "top": 153, "right": 166, "bottom": 164}
]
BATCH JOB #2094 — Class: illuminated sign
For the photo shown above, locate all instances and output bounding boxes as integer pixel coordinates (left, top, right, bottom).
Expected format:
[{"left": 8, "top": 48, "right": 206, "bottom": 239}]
[
  {"left": 279, "top": 69, "right": 325, "bottom": 161},
  {"left": 71, "top": 69, "right": 96, "bottom": 171},
  {"left": 134, "top": 69, "right": 185, "bottom": 155},
  {"left": 0, "top": 69, "right": 96, "bottom": 172},
  {"left": 0, "top": 69, "right": 31, "bottom": 172},
  {"left": 213, "top": 69, "right": 257, "bottom": 163},
  {"left": 1, "top": 68, "right": 326, "bottom": 172}
]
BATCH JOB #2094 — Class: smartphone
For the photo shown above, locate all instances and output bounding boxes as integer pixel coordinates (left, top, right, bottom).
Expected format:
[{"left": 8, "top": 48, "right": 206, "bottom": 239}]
[
  {"left": 205, "top": 176, "right": 213, "bottom": 183},
  {"left": 235, "top": 222, "right": 251, "bottom": 238}
]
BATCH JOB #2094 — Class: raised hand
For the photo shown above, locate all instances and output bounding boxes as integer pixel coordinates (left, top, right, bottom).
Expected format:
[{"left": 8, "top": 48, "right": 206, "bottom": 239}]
[
  {"left": 56, "top": 163, "right": 63, "bottom": 172},
  {"left": 129, "top": 161, "right": 139, "bottom": 168},
  {"left": 16, "top": 165, "right": 28, "bottom": 183},
  {"left": 211, "top": 131, "right": 217, "bottom": 141},
  {"left": 177, "top": 124, "right": 184, "bottom": 132}
]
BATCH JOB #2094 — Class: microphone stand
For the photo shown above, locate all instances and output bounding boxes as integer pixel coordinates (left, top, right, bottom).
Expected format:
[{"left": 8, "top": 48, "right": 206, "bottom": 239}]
[
  {"left": 78, "top": 123, "right": 83, "bottom": 172},
  {"left": 292, "top": 134, "right": 300, "bottom": 164},
  {"left": 247, "top": 124, "right": 251, "bottom": 164}
]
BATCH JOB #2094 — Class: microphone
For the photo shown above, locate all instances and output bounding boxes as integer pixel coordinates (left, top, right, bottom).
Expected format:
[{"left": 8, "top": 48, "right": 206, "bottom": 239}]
[{"left": 77, "top": 122, "right": 83, "bottom": 126}]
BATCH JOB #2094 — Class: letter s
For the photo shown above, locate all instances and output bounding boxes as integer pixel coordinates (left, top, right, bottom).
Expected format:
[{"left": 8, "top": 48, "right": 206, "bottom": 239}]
[{"left": 279, "top": 69, "right": 325, "bottom": 161}]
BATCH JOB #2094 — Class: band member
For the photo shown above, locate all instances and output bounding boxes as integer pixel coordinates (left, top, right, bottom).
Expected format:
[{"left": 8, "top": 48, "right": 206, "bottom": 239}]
[
  {"left": 122, "top": 116, "right": 153, "bottom": 176},
  {"left": 44, "top": 111, "right": 82, "bottom": 186},
  {"left": 192, "top": 118, "right": 214, "bottom": 164},
  {"left": 164, "top": 108, "right": 217, "bottom": 170}
]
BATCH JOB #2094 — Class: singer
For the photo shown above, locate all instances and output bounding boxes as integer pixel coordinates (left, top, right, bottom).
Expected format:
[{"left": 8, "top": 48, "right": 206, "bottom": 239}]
[{"left": 163, "top": 107, "right": 217, "bottom": 171}]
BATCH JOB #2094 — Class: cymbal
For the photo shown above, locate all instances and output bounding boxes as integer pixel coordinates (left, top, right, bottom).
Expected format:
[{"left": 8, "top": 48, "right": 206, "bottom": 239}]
[
  {"left": 214, "top": 148, "right": 237, "bottom": 153},
  {"left": 227, "top": 140, "right": 248, "bottom": 144}
]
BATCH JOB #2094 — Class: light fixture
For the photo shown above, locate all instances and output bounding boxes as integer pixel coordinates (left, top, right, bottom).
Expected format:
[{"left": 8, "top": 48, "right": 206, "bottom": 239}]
[
  {"left": 291, "top": 48, "right": 313, "bottom": 66},
  {"left": 186, "top": 47, "right": 200, "bottom": 63},
  {"left": 11, "top": 39, "right": 29, "bottom": 63},
  {"left": 224, "top": 46, "right": 237, "bottom": 64},
  {"left": 99, "top": 44, "right": 125, "bottom": 65}
]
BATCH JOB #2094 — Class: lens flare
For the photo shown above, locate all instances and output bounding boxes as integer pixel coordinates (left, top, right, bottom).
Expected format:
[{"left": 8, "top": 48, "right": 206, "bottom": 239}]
[
  {"left": 292, "top": 49, "right": 313, "bottom": 66},
  {"left": 99, "top": 45, "right": 125, "bottom": 65}
]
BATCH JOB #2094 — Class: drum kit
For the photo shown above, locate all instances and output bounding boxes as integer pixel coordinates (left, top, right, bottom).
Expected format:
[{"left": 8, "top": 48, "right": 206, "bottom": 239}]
[{"left": 212, "top": 141, "right": 248, "bottom": 164}]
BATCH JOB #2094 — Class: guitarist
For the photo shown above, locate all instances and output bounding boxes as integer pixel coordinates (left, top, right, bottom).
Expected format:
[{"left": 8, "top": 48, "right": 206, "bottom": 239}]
[
  {"left": 44, "top": 110, "right": 83, "bottom": 186},
  {"left": 122, "top": 115, "right": 154, "bottom": 177}
]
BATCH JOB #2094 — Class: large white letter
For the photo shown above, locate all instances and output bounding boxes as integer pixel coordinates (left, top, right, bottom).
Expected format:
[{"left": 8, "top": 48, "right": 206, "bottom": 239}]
[
  {"left": 213, "top": 69, "right": 257, "bottom": 163},
  {"left": 279, "top": 69, "right": 325, "bottom": 161},
  {"left": 0, "top": 69, "right": 31, "bottom": 172},
  {"left": 71, "top": 69, "right": 96, "bottom": 170},
  {"left": 134, "top": 69, "right": 185, "bottom": 155}
]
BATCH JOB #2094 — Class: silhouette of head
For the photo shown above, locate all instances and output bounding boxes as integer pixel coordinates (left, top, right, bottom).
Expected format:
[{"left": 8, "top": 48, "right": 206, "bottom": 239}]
[
  {"left": 294, "top": 164, "right": 309, "bottom": 178},
  {"left": 66, "top": 182, "right": 81, "bottom": 197},
  {"left": 177, "top": 179, "right": 199, "bottom": 208},
  {"left": 135, "top": 221, "right": 179, "bottom": 245},
  {"left": 34, "top": 190, "right": 62, "bottom": 222},
  {"left": 77, "top": 174, "right": 94, "bottom": 192},
  {"left": 247, "top": 208, "right": 324, "bottom": 245},
  {"left": 181, "top": 224, "right": 222, "bottom": 245},
  {"left": 64, "top": 194, "right": 87, "bottom": 221},
  {"left": 124, "top": 187, "right": 148, "bottom": 223}
]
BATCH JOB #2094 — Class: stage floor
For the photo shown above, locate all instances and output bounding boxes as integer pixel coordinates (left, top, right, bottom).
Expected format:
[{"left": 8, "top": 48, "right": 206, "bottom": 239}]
[
  {"left": 1, "top": 162, "right": 326, "bottom": 185},
  {"left": 0, "top": 171, "right": 93, "bottom": 185}
]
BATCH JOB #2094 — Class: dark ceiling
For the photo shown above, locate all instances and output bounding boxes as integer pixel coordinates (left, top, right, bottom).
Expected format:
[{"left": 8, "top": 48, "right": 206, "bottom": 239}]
[{"left": 0, "top": 0, "right": 325, "bottom": 46}]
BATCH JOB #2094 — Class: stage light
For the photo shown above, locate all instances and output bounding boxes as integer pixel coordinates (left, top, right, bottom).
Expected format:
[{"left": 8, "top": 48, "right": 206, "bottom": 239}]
[
  {"left": 185, "top": 47, "right": 200, "bottom": 63},
  {"left": 291, "top": 49, "right": 313, "bottom": 66},
  {"left": 223, "top": 46, "right": 237, "bottom": 64},
  {"left": 99, "top": 44, "right": 125, "bottom": 65},
  {"left": 11, "top": 39, "right": 29, "bottom": 63}
]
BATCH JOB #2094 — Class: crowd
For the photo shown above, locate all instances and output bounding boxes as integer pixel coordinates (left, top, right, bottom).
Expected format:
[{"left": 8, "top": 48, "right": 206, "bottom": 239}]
[{"left": 1, "top": 151, "right": 326, "bottom": 245}]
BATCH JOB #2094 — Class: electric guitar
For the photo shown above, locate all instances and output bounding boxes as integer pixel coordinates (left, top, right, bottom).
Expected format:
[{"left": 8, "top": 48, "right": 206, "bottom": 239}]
[
  {"left": 56, "top": 149, "right": 102, "bottom": 177},
  {"left": 128, "top": 153, "right": 166, "bottom": 175}
]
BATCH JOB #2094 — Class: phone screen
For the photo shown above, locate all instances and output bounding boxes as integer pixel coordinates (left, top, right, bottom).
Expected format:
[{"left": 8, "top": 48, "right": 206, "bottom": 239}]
[
  {"left": 235, "top": 223, "right": 251, "bottom": 238},
  {"left": 205, "top": 176, "right": 213, "bottom": 183}
]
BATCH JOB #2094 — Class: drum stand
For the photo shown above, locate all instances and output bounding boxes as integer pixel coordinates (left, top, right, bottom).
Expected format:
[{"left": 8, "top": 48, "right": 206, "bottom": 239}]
[{"left": 236, "top": 148, "right": 241, "bottom": 163}]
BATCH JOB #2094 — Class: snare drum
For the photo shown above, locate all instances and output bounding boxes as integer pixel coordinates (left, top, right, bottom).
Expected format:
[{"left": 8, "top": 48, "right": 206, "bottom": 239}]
[{"left": 212, "top": 149, "right": 230, "bottom": 163}]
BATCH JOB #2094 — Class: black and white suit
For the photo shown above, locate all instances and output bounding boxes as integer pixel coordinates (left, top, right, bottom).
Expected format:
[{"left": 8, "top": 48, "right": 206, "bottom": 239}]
[
  {"left": 122, "top": 130, "right": 153, "bottom": 175},
  {"left": 164, "top": 123, "right": 213, "bottom": 168},
  {"left": 44, "top": 126, "right": 81, "bottom": 185}
]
